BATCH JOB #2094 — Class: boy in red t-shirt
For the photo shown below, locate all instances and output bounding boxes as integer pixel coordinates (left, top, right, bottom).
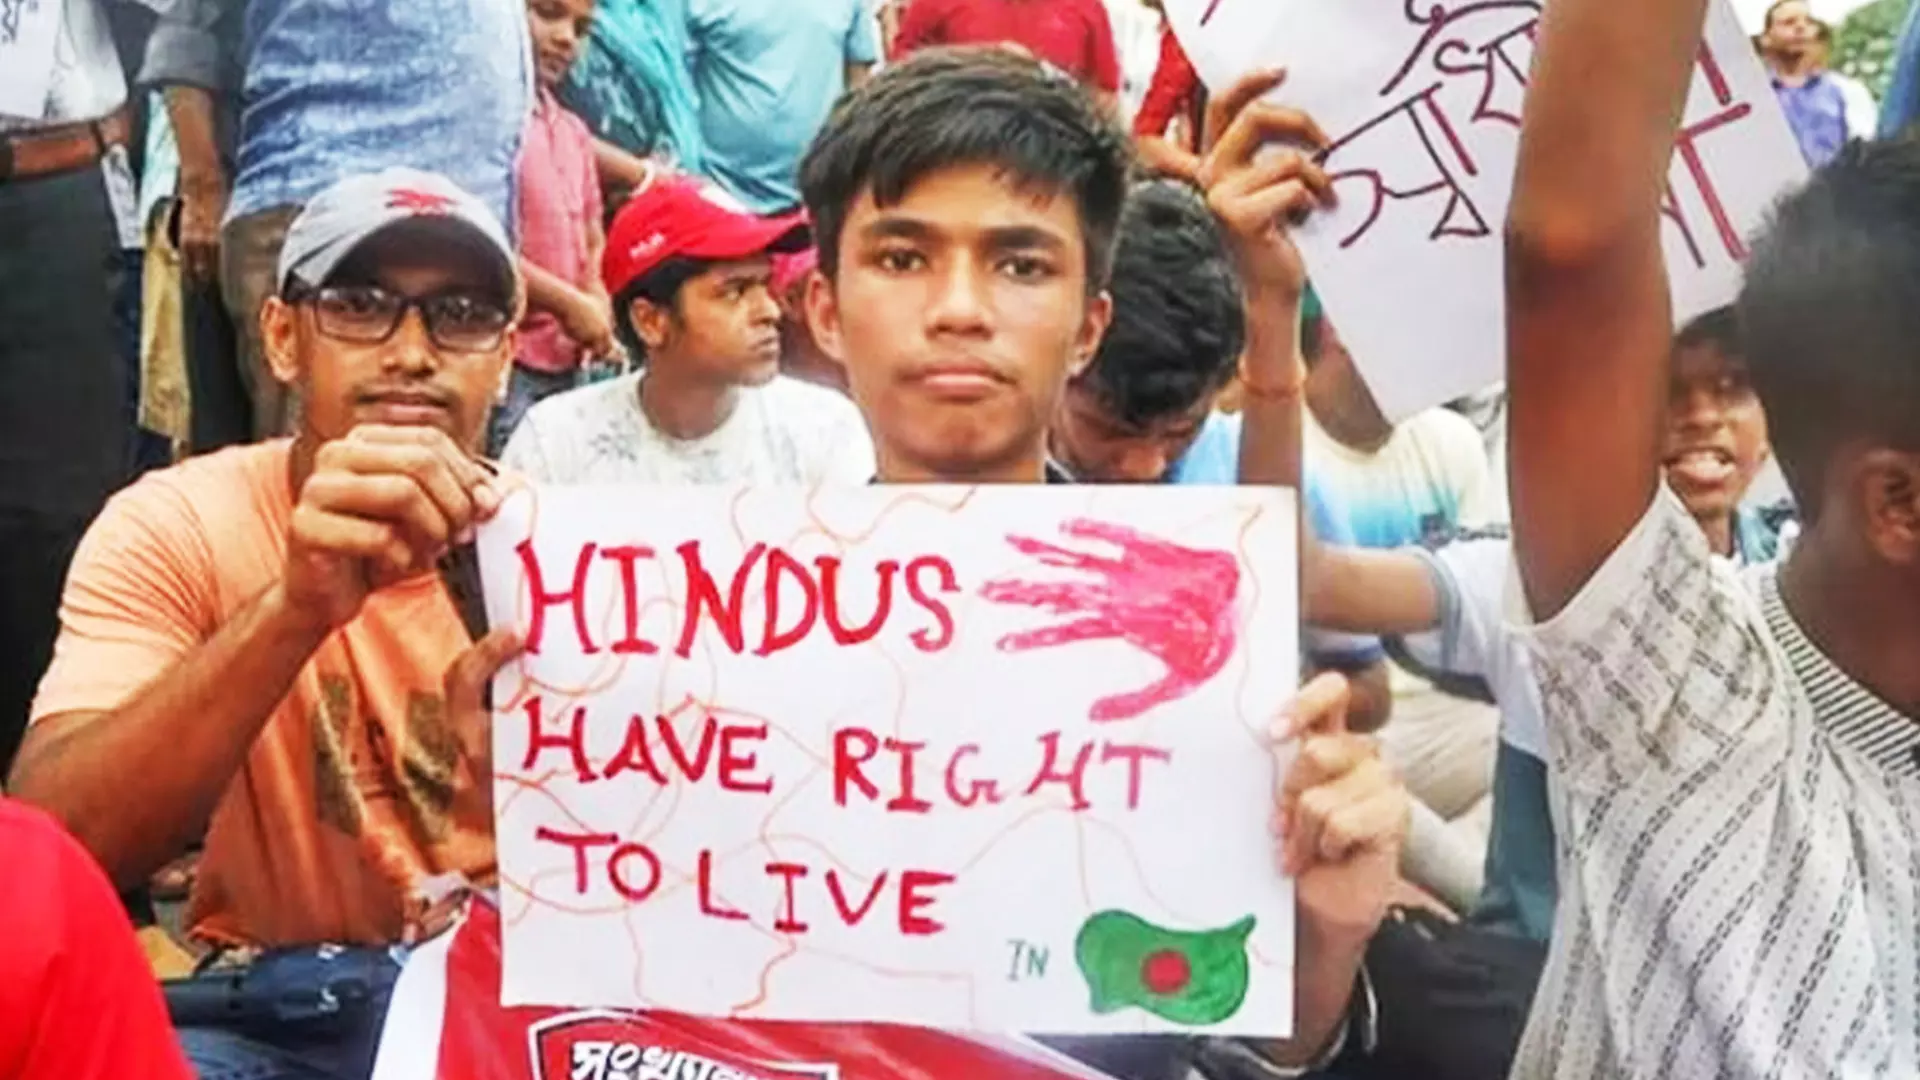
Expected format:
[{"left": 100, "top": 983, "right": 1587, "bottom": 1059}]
[
  {"left": 0, "top": 798, "right": 193, "bottom": 1079},
  {"left": 895, "top": 0, "right": 1123, "bottom": 113},
  {"left": 494, "top": 0, "right": 619, "bottom": 453}
]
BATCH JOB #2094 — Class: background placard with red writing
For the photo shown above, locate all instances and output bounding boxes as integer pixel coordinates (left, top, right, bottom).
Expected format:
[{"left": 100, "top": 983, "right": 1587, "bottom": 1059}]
[
  {"left": 1164, "top": 0, "right": 1807, "bottom": 421},
  {"left": 477, "top": 485, "right": 1298, "bottom": 1036}
]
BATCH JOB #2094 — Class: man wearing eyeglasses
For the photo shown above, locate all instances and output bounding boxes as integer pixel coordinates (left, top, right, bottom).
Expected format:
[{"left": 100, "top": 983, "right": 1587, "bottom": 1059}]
[{"left": 8, "top": 168, "right": 524, "bottom": 1077}]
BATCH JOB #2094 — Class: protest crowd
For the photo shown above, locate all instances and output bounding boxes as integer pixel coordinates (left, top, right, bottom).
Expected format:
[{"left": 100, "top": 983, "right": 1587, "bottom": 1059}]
[{"left": 4, "top": 0, "right": 1920, "bottom": 1076}]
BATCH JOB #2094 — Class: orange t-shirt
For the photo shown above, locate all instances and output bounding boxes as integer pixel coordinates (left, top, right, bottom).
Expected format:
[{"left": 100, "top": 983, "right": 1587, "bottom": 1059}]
[{"left": 32, "top": 440, "right": 494, "bottom": 949}]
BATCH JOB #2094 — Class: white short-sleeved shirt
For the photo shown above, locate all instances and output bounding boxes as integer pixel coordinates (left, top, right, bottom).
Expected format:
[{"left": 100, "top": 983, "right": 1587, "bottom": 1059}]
[
  {"left": 1513, "top": 486, "right": 1920, "bottom": 1078},
  {"left": 2, "top": 0, "right": 146, "bottom": 246},
  {"left": 500, "top": 373, "right": 876, "bottom": 486},
  {"left": 1401, "top": 536, "right": 1544, "bottom": 758}
]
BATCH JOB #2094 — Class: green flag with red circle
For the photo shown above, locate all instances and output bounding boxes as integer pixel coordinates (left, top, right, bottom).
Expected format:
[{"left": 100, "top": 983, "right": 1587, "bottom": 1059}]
[{"left": 1073, "top": 910, "right": 1256, "bottom": 1027}]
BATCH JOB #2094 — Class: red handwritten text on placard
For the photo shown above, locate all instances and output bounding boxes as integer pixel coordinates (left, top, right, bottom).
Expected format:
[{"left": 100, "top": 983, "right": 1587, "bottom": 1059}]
[
  {"left": 500, "top": 507, "right": 1245, "bottom": 980},
  {"left": 515, "top": 540, "right": 961, "bottom": 659},
  {"left": 535, "top": 825, "right": 959, "bottom": 937}
]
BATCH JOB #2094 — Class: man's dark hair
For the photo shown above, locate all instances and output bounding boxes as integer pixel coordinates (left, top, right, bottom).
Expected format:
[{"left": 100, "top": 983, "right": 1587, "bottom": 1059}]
[
  {"left": 1077, "top": 180, "right": 1244, "bottom": 426},
  {"left": 1738, "top": 135, "right": 1920, "bottom": 522},
  {"left": 798, "top": 46, "right": 1133, "bottom": 293},
  {"left": 612, "top": 256, "right": 715, "bottom": 359},
  {"left": 1675, "top": 304, "right": 1742, "bottom": 357}
]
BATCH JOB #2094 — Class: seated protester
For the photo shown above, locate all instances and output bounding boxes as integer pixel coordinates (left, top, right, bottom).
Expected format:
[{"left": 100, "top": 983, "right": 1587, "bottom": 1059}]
[
  {"left": 1306, "top": 302, "right": 1785, "bottom": 943},
  {"left": 1507, "top": 0, "right": 1920, "bottom": 1073},
  {"left": 1049, "top": 177, "right": 1393, "bottom": 731},
  {"left": 0, "top": 798, "right": 193, "bottom": 1079},
  {"left": 1666, "top": 307, "right": 1796, "bottom": 562},
  {"left": 1280, "top": 309, "right": 1790, "bottom": 1080},
  {"left": 798, "top": 48, "right": 1407, "bottom": 1077},
  {"left": 8, "top": 169, "right": 524, "bottom": 1074},
  {"left": 1302, "top": 305, "right": 1497, "bottom": 548},
  {"left": 1292, "top": 298, "right": 1502, "bottom": 898},
  {"left": 500, "top": 177, "right": 875, "bottom": 484}
]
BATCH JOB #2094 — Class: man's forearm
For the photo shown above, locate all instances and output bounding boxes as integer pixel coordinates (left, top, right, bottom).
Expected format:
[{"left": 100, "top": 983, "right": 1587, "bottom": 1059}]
[
  {"left": 165, "top": 85, "right": 225, "bottom": 193},
  {"left": 1233, "top": 288, "right": 1305, "bottom": 488},
  {"left": 1255, "top": 922, "right": 1370, "bottom": 1067},
  {"left": 1508, "top": 0, "right": 1705, "bottom": 255},
  {"left": 1505, "top": 0, "right": 1707, "bottom": 618},
  {"left": 8, "top": 585, "right": 331, "bottom": 890},
  {"left": 522, "top": 258, "right": 587, "bottom": 319},
  {"left": 594, "top": 139, "right": 657, "bottom": 192}
]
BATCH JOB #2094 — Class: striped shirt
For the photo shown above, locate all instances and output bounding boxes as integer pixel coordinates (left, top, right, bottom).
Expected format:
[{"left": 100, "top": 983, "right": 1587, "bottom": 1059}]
[{"left": 1513, "top": 486, "right": 1920, "bottom": 1078}]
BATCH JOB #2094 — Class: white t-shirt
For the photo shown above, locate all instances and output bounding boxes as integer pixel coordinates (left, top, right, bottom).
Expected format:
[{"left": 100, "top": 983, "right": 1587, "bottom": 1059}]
[
  {"left": 1401, "top": 536, "right": 1543, "bottom": 758},
  {"left": 1513, "top": 486, "right": 1920, "bottom": 1077},
  {"left": 499, "top": 373, "right": 876, "bottom": 485},
  {"left": 1304, "top": 406, "right": 1499, "bottom": 549}
]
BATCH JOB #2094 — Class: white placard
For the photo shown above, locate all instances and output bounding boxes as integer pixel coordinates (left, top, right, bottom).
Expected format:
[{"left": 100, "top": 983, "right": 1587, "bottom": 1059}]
[
  {"left": 479, "top": 484, "right": 1301, "bottom": 1036},
  {"left": 1166, "top": 0, "right": 1809, "bottom": 420}
]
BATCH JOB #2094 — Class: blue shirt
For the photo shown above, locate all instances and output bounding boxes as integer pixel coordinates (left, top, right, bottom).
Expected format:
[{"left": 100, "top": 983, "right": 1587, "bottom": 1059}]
[
  {"left": 1882, "top": 0, "right": 1920, "bottom": 138},
  {"left": 1774, "top": 73, "right": 1850, "bottom": 169},
  {"left": 228, "top": 0, "right": 533, "bottom": 227},
  {"left": 1168, "top": 413, "right": 1386, "bottom": 671},
  {"left": 561, "top": 0, "right": 707, "bottom": 172},
  {"left": 686, "top": 0, "right": 879, "bottom": 212}
]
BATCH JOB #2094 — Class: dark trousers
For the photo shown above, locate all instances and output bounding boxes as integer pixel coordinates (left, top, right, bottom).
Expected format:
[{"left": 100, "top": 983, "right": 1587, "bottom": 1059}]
[
  {"left": 178, "top": 210, "right": 255, "bottom": 453},
  {"left": 0, "top": 166, "right": 131, "bottom": 769}
]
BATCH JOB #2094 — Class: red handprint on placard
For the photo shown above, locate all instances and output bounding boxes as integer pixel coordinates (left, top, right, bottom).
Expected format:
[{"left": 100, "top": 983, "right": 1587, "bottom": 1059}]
[{"left": 980, "top": 519, "right": 1240, "bottom": 722}]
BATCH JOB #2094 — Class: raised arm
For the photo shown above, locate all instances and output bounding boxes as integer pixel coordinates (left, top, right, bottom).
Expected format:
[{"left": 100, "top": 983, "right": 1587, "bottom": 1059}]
[{"left": 1506, "top": 0, "right": 1707, "bottom": 619}]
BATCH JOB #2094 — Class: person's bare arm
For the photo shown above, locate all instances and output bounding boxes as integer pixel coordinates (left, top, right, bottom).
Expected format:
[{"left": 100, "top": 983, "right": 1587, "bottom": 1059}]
[
  {"left": 1186, "top": 74, "right": 1442, "bottom": 650},
  {"left": 523, "top": 258, "right": 616, "bottom": 358},
  {"left": 1506, "top": 0, "right": 1706, "bottom": 619},
  {"left": 1304, "top": 547, "right": 1441, "bottom": 638},
  {"left": 8, "top": 428, "right": 503, "bottom": 889},
  {"left": 1179, "top": 73, "right": 1401, "bottom": 1060},
  {"left": 523, "top": 258, "right": 588, "bottom": 318},
  {"left": 13, "top": 590, "right": 332, "bottom": 890},
  {"left": 165, "top": 86, "right": 227, "bottom": 282},
  {"left": 593, "top": 139, "right": 660, "bottom": 194},
  {"left": 845, "top": 61, "right": 873, "bottom": 88},
  {"left": 1256, "top": 672, "right": 1408, "bottom": 1066},
  {"left": 587, "top": 208, "right": 607, "bottom": 280}
]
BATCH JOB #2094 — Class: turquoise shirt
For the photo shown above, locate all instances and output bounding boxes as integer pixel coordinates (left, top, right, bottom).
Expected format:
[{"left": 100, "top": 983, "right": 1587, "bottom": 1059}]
[{"left": 686, "top": 0, "right": 880, "bottom": 212}]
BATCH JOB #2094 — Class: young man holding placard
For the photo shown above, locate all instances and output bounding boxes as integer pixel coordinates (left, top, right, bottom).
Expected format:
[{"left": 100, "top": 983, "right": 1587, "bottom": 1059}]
[
  {"left": 799, "top": 48, "right": 1408, "bottom": 1076},
  {"left": 1507, "top": 0, "right": 1920, "bottom": 1072}
]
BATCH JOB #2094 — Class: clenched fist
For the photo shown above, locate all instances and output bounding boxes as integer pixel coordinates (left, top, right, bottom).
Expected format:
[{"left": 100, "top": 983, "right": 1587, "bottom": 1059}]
[{"left": 285, "top": 425, "right": 503, "bottom": 630}]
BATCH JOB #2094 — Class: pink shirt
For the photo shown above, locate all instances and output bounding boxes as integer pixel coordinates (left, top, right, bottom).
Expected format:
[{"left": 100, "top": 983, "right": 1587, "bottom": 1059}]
[{"left": 516, "top": 91, "right": 605, "bottom": 373}]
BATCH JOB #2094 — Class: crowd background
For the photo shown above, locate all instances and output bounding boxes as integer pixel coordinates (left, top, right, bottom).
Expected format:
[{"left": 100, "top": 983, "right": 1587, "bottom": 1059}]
[{"left": 5, "top": 0, "right": 1920, "bottom": 1076}]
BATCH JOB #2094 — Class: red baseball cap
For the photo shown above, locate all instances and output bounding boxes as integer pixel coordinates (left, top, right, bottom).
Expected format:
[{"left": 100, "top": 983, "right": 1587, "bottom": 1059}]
[{"left": 603, "top": 176, "right": 811, "bottom": 296}]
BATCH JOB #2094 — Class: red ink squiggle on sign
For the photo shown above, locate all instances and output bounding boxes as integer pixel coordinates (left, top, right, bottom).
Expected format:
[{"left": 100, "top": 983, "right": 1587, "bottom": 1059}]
[{"left": 979, "top": 519, "right": 1239, "bottom": 722}]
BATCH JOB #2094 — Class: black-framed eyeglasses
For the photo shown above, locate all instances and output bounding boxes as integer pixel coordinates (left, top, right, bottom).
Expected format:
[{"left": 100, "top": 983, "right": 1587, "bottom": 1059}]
[{"left": 286, "top": 282, "right": 511, "bottom": 353}]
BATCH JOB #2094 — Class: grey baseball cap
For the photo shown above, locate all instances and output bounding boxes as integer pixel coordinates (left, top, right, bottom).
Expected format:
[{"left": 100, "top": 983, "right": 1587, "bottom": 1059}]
[{"left": 276, "top": 167, "right": 518, "bottom": 304}]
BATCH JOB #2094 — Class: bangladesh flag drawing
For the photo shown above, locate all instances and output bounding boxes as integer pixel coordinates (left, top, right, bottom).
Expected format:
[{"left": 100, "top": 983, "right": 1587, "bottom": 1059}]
[{"left": 1073, "top": 910, "right": 1256, "bottom": 1027}]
